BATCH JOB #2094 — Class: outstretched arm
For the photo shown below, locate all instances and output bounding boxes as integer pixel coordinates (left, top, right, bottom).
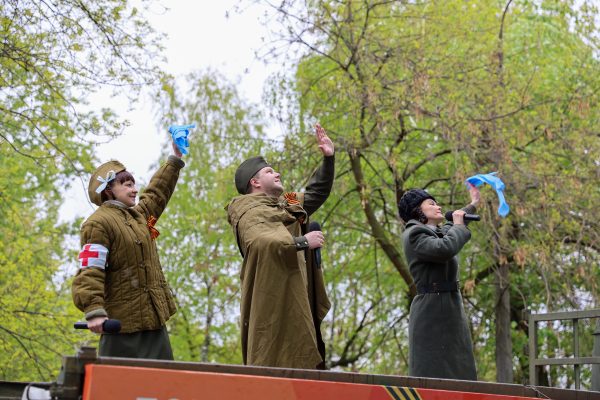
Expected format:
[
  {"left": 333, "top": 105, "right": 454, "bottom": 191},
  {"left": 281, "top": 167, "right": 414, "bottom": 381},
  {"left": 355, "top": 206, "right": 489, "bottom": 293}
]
[
  {"left": 172, "top": 139, "right": 183, "bottom": 158},
  {"left": 442, "top": 183, "right": 481, "bottom": 232},
  {"left": 457, "top": 183, "right": 481, "bottom": 221},
  {"left": 316, "top": 123, "right": 334, "bottom": 156},
  {"left": 467, "top": 183, "right": 480, "bottom": 208},
  {"left": 304, "top": 124, "right": 335, "bottom": 216},
  {"left": 135, "top": 130, "right": 186, "bottom": 218}
]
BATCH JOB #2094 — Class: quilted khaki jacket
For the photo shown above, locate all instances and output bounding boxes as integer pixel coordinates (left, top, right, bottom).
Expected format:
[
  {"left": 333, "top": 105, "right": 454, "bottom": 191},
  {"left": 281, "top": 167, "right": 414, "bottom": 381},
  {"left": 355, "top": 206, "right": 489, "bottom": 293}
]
[{"left": 72, "top": 156, "right": 184, "bottom": 333}]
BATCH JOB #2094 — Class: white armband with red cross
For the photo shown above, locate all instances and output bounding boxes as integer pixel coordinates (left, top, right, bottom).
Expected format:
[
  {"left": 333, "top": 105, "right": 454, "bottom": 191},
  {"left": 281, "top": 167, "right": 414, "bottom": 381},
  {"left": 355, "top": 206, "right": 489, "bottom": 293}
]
[{"left": 78, "top": 244, "right": 108, "bottom": 270}]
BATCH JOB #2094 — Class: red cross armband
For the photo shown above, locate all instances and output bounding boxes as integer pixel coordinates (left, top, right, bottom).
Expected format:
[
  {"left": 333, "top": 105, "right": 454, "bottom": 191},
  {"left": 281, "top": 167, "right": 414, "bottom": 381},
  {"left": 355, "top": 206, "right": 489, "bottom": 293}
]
[{"left": 78, "top": 244, "right": 109, "bottom": 270}]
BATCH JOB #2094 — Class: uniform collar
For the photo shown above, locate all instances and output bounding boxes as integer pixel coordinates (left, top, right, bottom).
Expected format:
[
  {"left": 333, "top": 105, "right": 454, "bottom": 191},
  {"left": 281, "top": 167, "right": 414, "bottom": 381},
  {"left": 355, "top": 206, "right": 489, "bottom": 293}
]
[{"left": 103, "top": 200, "right": 129, "bottom": 209}]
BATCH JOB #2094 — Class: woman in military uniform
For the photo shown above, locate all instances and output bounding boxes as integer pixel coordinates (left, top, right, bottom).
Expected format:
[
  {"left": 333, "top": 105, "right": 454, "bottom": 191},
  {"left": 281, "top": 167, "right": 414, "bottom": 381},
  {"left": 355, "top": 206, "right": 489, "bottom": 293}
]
[{"left": 72, "top": 136, "right": 185, "bottom": 359}]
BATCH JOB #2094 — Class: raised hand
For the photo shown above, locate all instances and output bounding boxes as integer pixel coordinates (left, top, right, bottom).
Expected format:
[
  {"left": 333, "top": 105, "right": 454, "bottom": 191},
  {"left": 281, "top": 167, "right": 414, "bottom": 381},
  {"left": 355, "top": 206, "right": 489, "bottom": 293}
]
[
  {"left": 169, "top": 123, "right": 195, "bottom": 157},
  {"left": 467, "top": 183, "right": 480, "bottom": 207},
  {"left": 172, "top": 140, "right": 183, "bottom": 158},
  {"left": 315, "top": 123, "right": 334, "bottom": 156}
]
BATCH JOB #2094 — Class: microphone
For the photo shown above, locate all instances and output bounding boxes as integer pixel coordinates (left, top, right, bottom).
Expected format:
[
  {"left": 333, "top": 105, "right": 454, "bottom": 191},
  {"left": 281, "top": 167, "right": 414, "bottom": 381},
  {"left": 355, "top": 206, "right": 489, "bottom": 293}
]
[
  {"left": 445, "top": 210, "right": 481, "bottom": 222},
  {"left": 308, "top": 221, "right": 322, "bottom": 269},
  {"left": 74, "top": 319, "right": 121, "bottom": 333}
]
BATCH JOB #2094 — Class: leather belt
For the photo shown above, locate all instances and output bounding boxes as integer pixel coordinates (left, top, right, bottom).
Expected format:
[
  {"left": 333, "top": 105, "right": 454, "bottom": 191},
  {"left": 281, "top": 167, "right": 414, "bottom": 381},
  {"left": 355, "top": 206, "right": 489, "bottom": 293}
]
[{"left": 417, "top": 281, "right": 460, "bottom": 294}]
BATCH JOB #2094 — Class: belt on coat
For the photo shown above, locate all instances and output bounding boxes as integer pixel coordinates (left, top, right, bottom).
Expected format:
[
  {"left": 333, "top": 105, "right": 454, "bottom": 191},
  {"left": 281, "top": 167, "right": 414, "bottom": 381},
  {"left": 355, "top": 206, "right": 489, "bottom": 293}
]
[{"left": 417, "top": 281, "right": 460, "bottom": 294}]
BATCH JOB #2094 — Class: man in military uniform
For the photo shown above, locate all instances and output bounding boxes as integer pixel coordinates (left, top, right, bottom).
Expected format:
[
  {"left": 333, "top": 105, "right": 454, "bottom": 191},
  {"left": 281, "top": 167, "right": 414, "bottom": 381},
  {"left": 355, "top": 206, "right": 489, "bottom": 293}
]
[{"left": 226, "top": 124, "right": 334, "bottom": 369}]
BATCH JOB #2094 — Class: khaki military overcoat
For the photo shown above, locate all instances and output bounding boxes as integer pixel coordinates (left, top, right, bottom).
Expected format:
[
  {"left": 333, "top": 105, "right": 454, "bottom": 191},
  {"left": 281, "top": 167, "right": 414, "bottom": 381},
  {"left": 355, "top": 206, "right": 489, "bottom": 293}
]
[{"left": 226, "top": 156, "right": 334, "bottom": 369}]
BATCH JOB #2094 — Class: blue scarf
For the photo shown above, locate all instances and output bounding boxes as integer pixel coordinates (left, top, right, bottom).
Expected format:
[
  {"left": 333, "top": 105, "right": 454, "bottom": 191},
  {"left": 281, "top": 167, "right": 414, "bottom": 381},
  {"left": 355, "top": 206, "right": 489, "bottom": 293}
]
[{"left": 466, "top": 172, "right": 509, "bottom": 217}]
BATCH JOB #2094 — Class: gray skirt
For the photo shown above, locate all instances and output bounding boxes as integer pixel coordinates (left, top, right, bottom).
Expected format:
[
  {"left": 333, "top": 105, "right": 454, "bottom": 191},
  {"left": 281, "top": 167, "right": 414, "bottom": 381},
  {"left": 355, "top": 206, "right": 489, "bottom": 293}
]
[{"left": 99, "top": 326, "right": 173, "bottom": 360}]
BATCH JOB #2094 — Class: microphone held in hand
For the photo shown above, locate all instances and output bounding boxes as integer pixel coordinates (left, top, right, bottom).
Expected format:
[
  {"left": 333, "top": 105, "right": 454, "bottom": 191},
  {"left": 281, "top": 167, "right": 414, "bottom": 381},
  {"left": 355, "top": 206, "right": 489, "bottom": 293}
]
[
  {"left": 74, "top": 319, "right": 121, "bottom": 333},
  {"left": 445, "top": 211, "right": 481, "bottom": 222},
  {"left": 308, "top": 221, "right": 322, "bottom": 269}
]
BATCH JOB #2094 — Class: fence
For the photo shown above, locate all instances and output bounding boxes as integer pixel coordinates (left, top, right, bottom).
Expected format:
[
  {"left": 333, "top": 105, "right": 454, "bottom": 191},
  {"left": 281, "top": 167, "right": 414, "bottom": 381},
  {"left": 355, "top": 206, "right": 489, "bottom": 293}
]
[{"left": 528, "top": 308, "right": 600, "bottom": 390}]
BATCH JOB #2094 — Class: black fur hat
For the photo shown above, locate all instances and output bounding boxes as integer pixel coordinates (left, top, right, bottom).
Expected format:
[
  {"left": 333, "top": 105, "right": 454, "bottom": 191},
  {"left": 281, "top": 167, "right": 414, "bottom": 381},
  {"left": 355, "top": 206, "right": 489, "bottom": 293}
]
[{"left": 398, "top": 189, "right": 436, "bottom": 223}]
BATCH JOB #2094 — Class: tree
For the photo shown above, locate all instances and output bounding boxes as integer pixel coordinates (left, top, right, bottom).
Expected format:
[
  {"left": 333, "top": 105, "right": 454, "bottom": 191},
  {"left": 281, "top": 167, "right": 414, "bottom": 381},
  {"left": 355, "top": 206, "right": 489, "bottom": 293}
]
[
  {"left": 1, "top": 0, "right": 164, "bottom": 175},
  {"left": 0, "top": 0, "right": 164, "bottom": 381},
  {"left": 152, "top": 70, "right": 268, "bottom": 363},
  {"left": 0, "top": 151, "right": 87, "bottom": 381},
  {"left": 254, "top": 0, "right": 600, "bottom": 384}
]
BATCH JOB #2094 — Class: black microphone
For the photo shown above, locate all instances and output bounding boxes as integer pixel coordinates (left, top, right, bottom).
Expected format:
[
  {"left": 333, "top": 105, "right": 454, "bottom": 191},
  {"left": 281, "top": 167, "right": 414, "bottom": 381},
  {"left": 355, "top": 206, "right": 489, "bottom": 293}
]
[
  {"left": 308, "top": 221, "right": 322, "bottom": 269},
  {"left": 445, "top": 210, "right": 481, "bottom": 222},
  {"left": 74, "top": 319, "right": 121, "bottom": 333}
]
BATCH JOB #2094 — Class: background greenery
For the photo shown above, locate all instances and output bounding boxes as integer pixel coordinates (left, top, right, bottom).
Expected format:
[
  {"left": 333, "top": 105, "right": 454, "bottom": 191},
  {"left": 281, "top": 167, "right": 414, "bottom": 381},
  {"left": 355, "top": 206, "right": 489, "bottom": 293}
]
[{"left": 1, "top": 0, "right": 598, "bottom": 390}]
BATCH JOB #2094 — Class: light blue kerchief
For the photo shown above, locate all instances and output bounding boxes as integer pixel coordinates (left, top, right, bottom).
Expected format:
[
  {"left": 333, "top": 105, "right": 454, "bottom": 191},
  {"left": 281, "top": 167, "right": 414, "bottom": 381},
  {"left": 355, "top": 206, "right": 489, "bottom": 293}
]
[
  {"left": 168, "top": 124, "right": 196, "bottom": 155},
  {"left": 465, "top": 172, "right": 510, "bottom": 217}
]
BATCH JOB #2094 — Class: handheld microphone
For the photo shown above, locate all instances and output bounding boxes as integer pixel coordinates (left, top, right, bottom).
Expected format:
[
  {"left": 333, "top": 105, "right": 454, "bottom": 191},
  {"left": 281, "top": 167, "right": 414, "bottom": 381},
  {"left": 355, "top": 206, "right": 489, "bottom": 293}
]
[
  {"left": 445, "top": 210, "right": 481, "bottom": 222},
  {"left": 308, "top": 221, "right": 322, "bottom": 269},
  {"left": 74, "top": 319, "right": 121, "bottom": 333}
]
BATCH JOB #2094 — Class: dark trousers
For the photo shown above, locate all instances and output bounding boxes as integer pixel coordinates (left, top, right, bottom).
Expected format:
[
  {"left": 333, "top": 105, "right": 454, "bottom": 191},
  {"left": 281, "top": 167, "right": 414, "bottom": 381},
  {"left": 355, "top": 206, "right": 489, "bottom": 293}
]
[{"left": 99, "top": 326, "right": 173, "bottom": 360}]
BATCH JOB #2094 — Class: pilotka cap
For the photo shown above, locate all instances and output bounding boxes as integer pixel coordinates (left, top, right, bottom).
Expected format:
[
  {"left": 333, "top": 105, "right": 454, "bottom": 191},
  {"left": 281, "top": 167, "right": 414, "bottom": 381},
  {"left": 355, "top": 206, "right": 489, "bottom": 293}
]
[
  {"left": 88, "top": 160, "right": 127, "bottom": 206},
  {"left": 234, "top": 156, "right": 271, "bottom": 195}
]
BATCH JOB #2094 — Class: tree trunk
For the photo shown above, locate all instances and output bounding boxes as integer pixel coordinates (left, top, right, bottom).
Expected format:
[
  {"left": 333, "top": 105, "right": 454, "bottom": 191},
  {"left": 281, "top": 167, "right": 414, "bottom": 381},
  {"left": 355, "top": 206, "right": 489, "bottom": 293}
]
[
  {"left": 492, "top": 1, "right": 514, "bottom": 383},
  {"left": 348, "top": 148, "right": 415, "bottom": 297},
  {"left": 201, "top": 284, "right": 213, "bottom": 362},
  {"left": 495, "top": 263, "right": 513, "bottom": 382}
]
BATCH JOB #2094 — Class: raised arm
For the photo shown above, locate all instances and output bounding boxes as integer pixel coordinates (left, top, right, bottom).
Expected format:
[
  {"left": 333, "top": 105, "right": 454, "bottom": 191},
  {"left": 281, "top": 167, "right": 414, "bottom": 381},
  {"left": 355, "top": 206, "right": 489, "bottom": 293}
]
[
  {"left": 303, "top": 124, "right": 335, "bottom": 216},
  {"left": 135, "top": 134, "right": 185, "bottom": 219},
  {"left": 441, "top": 183, "right": 481, "bottom": 234}
]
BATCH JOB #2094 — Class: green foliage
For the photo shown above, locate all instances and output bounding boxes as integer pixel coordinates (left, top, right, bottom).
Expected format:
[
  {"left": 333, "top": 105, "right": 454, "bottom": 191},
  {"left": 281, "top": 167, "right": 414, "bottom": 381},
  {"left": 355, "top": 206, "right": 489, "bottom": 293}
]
[
  {"left": 0, "top": 0, "right": 164, "bottom": 381},
  {"left": 3, "top": 0, "right": 599, "bottom": 388},
  {"left": 153, "top": 70, "right": 268, "bottom": 364},
  {"left": 1, "top": 0, "right": 164, "bottom": 175},
  {"left": 0, "top": 149, "right": 88, "bottom": 381},
  {"left": 258, "top": 0, "right": 600, "bottom": 384}
]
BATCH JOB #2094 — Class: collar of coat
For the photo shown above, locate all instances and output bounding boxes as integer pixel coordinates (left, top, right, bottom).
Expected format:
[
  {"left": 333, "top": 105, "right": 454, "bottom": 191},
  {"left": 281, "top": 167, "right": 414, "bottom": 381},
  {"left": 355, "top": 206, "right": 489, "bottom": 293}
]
[
  {"left": 405, "top": 219, "right": 444, "bottom": 237},
  {"left": 226, "top": 192, "right": 307, "bottom": 228},
  {"left": 103, "top": 200, "right": 129, "bottom": 208}
]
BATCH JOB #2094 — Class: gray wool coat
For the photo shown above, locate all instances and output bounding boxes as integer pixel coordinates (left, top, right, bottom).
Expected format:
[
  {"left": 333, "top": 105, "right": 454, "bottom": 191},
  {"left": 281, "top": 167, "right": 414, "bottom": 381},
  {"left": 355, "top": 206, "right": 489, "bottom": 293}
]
[{"left": 402, "top": 214, "right": 477, "bottom": 380}]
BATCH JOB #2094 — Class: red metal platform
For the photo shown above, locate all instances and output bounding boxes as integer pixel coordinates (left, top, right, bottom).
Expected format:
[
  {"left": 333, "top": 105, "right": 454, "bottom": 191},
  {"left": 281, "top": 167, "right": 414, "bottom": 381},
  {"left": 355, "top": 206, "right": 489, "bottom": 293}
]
[{"left": 82, "top": 364, "right": 555, "bottom": 400}]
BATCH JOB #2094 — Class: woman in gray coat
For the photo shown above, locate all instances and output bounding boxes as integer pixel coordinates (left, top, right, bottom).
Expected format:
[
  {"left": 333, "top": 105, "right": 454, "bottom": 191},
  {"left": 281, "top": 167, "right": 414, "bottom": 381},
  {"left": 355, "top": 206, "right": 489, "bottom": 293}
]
[{"left": 398, "top": 185, "right": 480, "bottom": 380}]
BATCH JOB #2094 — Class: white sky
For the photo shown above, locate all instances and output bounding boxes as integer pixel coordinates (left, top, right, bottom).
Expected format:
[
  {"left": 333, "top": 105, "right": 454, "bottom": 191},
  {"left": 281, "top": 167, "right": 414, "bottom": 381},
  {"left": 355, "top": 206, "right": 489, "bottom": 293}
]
[{"left": 60, "top": 1, "right": 278, "bottom": 222}]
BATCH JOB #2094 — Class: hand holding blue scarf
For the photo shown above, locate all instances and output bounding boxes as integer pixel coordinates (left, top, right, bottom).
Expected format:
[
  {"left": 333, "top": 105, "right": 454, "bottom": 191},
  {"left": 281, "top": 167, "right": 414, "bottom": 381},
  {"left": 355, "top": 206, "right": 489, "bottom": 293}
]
[
  {"left": 169, "top": 124, "right": 196, "bottom": 155},
  {"left": 465, "top": 172, "right": 510, "bottom": 217}
]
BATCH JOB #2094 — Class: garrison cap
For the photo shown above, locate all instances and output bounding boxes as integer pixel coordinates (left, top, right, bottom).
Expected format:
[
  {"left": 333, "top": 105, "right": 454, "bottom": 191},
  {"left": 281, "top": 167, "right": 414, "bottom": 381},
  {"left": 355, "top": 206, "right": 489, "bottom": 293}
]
[
  {"left": 235, "top": 156, "right": 270, "bottom": 194},
  {"left": 88, "top": 160, "right": 127, "bottom": 206}
]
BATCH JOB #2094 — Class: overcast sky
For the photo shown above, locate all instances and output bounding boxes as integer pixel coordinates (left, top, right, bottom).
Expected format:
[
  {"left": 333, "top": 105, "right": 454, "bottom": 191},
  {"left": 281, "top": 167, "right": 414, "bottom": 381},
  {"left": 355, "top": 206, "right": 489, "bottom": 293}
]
[{"left": 60, "top": 1, "right": 277, "bottom": 222}]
